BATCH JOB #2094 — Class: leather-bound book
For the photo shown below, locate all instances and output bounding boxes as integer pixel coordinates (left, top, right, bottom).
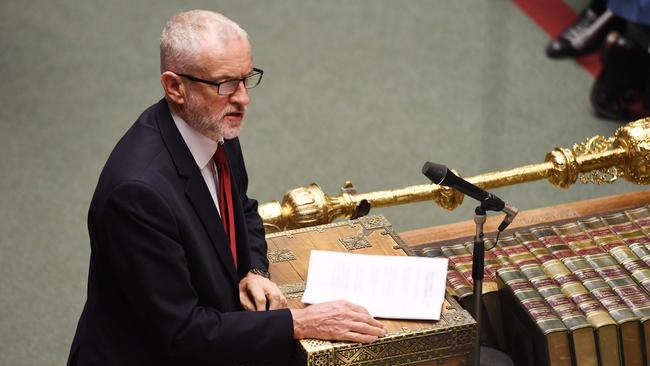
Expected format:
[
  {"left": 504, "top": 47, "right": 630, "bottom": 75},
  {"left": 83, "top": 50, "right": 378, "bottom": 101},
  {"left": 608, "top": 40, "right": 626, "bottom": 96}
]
[
  {"left": 469, "top": 240, "right": 504, "bottom": 280},
  {"left": 497, "top": 235, "right": 598, "bottom": 366},
  {"left": 515, "top": 231, "right": 620, "bottom": 366},
  {"left": 419, "top": 245, "right": 473, "bottom": 301},
  {"left": 531, "top": 226, "right": 643, "bottom": 366},
  {"left": 440, "top": 243, "right": 503, "bottom": 348},
  {"left": 496, "top": 265, "right": 572, "bottom": 366},
  {"left": 609, "top": 209, "right": 650, "bottom": 267},
  {"left": 628, "top": 240, "right": 650, "bottom": 268},
  {"left": 553, "top": 222, "right": 650, "bottom": 366},
  {"left": 626, "top": 206, "right": 650, "bottom": 237},
  {"left": 600, "top": 212, "right": 650, "bottom": 363},
  {"left": 446, "top": 268, "right": 473, "bottom": 301},
  {"left": 580, "top": 216, "right": 650, "bottom": 293},
  {"left": 464, "top": 240, "right": 507, "bottom": 349},
  {"left": 440, "top": 243, "right": 498, "bottom": 295},
  {"left": 604, "top": 211, "right": 650, "bottom": 247}
]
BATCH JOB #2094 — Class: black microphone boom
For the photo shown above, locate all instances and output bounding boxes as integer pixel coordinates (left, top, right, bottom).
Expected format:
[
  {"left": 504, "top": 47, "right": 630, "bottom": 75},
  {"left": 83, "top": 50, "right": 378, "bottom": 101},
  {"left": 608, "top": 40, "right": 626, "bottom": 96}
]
[
  {"left": 421, "top": 162, "right": 504, "bottom": 211},
  {"left": 421, "top": 161, "right": 518, "bottom": 231}
]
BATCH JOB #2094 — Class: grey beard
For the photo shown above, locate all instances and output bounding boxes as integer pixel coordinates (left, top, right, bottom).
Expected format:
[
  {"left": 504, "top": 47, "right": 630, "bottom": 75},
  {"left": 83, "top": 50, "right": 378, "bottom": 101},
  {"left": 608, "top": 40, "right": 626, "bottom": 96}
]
[{"left": 184, "top": 93, "right": 244, "bottom": 141}]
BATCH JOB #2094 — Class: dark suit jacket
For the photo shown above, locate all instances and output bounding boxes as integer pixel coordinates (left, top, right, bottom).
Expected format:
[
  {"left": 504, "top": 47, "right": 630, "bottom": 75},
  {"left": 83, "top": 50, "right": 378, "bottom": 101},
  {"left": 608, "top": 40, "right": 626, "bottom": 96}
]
[{"left": 67, "top": 99, "right": 294, "bottom": 366}]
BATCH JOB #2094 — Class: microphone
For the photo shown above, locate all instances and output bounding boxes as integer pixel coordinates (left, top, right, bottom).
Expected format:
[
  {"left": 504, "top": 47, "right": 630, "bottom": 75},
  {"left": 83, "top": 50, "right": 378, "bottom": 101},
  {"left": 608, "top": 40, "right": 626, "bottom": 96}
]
[{"left": 421, "top": 161, "right": 518, "bottom": 231}]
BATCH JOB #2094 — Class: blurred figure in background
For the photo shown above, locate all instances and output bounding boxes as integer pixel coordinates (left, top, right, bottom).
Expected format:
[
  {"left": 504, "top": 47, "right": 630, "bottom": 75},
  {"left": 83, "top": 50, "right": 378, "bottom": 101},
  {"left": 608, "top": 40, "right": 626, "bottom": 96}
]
[
  {"left": 546, "top": 0, "right": 624, "bottom": 58},
  {"left": 546, "top": 0, "right": 650, "bottom": 121},
  {"left": 590, "top": 1, "right": 650, "bottom": 120}
]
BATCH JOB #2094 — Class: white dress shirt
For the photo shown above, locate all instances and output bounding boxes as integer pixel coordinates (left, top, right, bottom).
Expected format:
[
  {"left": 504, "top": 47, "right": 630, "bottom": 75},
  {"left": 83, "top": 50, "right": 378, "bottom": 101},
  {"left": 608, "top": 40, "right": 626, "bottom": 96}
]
[{"left": 171, "top": 112, "right": 223, "bottom": 216}]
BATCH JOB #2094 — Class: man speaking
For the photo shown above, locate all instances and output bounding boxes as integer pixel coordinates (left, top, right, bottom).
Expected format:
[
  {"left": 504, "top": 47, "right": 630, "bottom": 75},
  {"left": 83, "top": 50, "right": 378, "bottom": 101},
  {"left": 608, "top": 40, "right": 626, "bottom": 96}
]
[{"left": 67, "top": 10, "right": 384, "bottom": 366}]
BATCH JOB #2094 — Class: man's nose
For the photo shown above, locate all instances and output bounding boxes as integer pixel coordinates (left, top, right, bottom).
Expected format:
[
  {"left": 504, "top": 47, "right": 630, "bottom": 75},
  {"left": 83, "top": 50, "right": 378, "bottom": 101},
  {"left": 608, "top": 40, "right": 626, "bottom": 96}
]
[{"left": 229, "top": 81, "right": 250, "bottom": 106}]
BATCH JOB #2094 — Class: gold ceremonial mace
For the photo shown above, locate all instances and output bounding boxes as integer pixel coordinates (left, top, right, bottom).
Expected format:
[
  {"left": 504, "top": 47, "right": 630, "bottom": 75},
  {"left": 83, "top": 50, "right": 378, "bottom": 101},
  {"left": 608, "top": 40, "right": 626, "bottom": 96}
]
[{"left": 259, "top": 118, "right": 650, "bottom": 233}]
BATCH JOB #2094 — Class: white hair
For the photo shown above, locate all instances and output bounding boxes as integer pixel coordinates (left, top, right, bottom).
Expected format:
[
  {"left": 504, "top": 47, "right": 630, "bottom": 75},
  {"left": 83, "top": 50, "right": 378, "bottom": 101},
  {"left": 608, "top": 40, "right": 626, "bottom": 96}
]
[{"left": 160, "top": 10, "right": 248, "bottom": 73}]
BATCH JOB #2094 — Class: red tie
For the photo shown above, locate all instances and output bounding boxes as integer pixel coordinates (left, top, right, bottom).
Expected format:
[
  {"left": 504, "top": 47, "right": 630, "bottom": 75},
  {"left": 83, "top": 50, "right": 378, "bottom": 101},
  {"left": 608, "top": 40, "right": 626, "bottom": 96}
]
[{"left": 214, "top": 146, "right": 237, "bottom": 267}]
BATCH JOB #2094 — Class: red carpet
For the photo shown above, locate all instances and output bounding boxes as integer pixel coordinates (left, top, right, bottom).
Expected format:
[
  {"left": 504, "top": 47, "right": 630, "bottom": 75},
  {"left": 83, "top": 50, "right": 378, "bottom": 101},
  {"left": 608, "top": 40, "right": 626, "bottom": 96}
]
[{"left": 513, "top": 0, "right": 601, "bottom": 77}]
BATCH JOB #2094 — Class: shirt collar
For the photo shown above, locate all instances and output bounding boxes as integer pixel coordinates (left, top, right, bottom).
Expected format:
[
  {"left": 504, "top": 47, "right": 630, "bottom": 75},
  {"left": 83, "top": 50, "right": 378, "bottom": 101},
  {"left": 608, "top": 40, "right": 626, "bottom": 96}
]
[{"left": 171, "top": 112, "right": 222, "bottom": 170}]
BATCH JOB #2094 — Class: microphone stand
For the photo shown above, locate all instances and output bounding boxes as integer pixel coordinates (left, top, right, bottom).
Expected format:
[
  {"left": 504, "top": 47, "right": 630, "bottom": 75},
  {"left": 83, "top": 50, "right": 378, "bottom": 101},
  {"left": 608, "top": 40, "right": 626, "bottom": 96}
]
[
  {"left": 470, "top": 202, "right": 513, "bottom": 366},
  {"left": 472, "top": 206, "right": 487, "bottom": 366},
  {"left": 421, "top": 161, "right": 514, "bottom": 365}
]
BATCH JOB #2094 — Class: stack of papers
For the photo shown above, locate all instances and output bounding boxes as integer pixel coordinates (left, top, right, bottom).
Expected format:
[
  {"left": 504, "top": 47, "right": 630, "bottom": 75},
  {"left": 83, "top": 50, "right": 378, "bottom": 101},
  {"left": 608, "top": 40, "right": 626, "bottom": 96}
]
[{"left": 301, "top": 250, "right": 449, "bottom": 320}]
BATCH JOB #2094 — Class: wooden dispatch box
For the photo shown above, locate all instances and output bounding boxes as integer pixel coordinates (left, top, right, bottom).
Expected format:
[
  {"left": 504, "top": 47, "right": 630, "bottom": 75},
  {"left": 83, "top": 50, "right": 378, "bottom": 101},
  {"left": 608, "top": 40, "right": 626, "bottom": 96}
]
[{"left": 266, "top": 215, "right": 476, "bottom": 366}]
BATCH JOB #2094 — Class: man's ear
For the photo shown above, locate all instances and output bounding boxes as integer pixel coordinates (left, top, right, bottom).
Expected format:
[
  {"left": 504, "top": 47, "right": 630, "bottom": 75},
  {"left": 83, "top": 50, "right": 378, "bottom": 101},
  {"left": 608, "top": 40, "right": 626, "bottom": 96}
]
[{"left": 160, "top": 71, "right": 186, "bottom": 105}]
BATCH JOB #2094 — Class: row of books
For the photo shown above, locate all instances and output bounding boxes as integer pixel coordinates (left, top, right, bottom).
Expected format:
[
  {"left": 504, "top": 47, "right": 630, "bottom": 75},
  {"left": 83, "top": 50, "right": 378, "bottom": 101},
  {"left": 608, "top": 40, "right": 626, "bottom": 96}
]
[{"left": 438, "top": 205, "right": 650, "bottom": 366}]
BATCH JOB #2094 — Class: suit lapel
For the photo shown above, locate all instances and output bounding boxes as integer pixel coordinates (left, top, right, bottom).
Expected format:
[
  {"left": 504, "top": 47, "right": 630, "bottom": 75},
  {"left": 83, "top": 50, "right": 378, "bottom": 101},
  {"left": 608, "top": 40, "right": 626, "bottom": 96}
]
[
  {"left": 155, "top": 99, "right": 238, "bottom": 285},
  {"left": 185, "top": 175, "right": 238, "bottom": 283}
]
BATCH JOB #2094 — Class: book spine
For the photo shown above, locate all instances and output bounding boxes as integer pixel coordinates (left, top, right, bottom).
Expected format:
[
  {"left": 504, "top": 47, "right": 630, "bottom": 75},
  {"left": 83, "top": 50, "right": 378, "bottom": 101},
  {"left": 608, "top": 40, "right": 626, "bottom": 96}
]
[
  {"left": 580, "top": 216, "right": 650, "bottom": 293},
  {"left": 530, "top": 226, "right": 639, "bottom": 324},
  {"left": 441, "top": 244, "right": 474, "bottom": 285},
  {"left": 603, "top": 212, "right": 650, "bottom": 247},
  {"left": 552, "top": 222, "right": 650, "bottom": 321},
  {"left": 621, "top": 207, "right": 650, "bottom": 364},
  {"left": 486, "top": 238, "right": 514, "bottom": 268},
  {"left": 607, "top": 209, "right": 650, "bottom": 268},
  {"left": 625, "top": 206, "right": 650, "bottom": 237},
  {"left": 446, "top": 267, "right": 473, "bottom": 300},
  {"left": 442, "top": 242, "right": 499, "bottom": 294},
  {"left": 497, "top": 266, "right": 568, "bottom": 334},
  {"left": 419, "top": 246, "right": 464, "bottom": 297},
  {"left": 498, "top": 234, "right": 592, "bottom": 332},
  {"left": 628, "top": 242, "right": 650, "bottom": 268},
  {"left": 515, "top": 231, "right": 617, "bottom": 329},
  {"left": 465, "top": 240, "right": 501, "bottom": 279}
]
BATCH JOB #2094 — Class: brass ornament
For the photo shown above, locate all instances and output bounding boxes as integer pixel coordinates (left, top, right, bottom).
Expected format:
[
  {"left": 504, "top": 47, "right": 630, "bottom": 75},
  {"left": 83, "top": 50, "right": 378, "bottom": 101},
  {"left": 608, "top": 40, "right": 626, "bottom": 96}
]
[
  {"left": 339, "top": 235, "right": 372, "bottom": 251},
  {"left": 545, "top": 147, "right": 578, "bottom": 188},
  {"left": 358, "top": 216, "right": 392, "bottom": 231},
  {"left": 260, "top": 118, "right": 650, "bottom": 232},
  {"left": 573, "top": 136, "right": 620, "bottom": 184},
  {"left": 278, "top": 282, "right": 306, "bottom": 299},
  {"left": 267, "top": 248, "right": 297, "bottom": 263},
  {"left": 434, "top": 184, "right": 465, "bottom": 211},
  {"left": 614, "top": 118, "right": 650, "bottom": 184}
]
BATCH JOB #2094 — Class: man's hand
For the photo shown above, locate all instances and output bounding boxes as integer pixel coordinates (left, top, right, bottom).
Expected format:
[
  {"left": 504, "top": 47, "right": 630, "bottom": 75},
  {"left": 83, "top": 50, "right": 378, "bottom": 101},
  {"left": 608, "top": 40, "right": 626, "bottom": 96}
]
[
  {"left": 290, "top": 300, "right": 386, "bottom": 343},
  {"left": 238, "top": 272, "right": 287, "bottom": 311}
]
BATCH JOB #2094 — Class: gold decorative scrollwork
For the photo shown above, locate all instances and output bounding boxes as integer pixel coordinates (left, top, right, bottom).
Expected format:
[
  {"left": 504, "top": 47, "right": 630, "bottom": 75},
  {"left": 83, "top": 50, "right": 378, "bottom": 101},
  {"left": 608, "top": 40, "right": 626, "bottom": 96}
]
[
  {"left": 572, "top": 135, "right": 614, "bottom": 155},
  {"left": 572, "top": 136, "right": 622, "bottom": 184},
  {"left": 339, "top": 235, "right": 372, "bottom": 251},
  {"left": 279, "top": 282, "right": 306, "bottom": 299},
  {"left": 358, "top": 215, "right": 391, "bottom": 231},
  {"left": 296, "top": 296, "right": 476, "bottom": 365},
  {"left": 267, "top": 248, "right": 297, "bottom": 263},
  {"left": 578, "top": 166, "right": 620, "bottom": 184}
]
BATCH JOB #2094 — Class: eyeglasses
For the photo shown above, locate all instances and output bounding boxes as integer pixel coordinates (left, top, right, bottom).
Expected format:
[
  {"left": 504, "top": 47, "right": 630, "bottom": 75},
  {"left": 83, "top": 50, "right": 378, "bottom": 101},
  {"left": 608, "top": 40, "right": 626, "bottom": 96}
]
[{"left": 176, "top": 68, "right": 264, "bottom": 95}]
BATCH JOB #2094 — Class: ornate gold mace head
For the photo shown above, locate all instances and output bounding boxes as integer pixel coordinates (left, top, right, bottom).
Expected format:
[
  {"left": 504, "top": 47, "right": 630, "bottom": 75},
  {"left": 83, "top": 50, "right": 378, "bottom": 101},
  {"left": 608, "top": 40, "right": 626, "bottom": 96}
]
[
  {"left": 614, "top": 118, "right": 650, "bottom": 184},
  {"left": 259, "top": 183, "right": 357, "bottom": 233},
  {"left": 260, "top": 118, "right": 650, "bottom": 233}
]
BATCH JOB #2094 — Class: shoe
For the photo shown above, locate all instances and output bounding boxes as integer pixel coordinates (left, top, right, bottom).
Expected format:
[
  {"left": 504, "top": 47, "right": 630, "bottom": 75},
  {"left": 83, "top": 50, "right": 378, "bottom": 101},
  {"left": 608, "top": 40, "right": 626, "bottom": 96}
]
[
  {"left": 590, "top": 33, "right": 650, "bottom": 121},
  {"left": 546, "top": 9, "right": 624, "bottom": 58}
]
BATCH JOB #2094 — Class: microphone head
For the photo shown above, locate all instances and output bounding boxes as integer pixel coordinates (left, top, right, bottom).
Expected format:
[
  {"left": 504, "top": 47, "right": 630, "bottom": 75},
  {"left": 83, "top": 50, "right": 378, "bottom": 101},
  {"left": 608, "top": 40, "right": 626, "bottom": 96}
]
[{"left": 421, "top": 162, "right": 449, "bottom": 185}]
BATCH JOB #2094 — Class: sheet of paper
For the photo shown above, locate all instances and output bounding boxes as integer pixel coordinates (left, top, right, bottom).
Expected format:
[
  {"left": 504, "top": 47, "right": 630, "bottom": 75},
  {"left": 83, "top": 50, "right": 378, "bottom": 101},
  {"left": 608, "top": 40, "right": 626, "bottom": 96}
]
[{"left": 301, "top": 250, "right": 449, "bottom": 320}]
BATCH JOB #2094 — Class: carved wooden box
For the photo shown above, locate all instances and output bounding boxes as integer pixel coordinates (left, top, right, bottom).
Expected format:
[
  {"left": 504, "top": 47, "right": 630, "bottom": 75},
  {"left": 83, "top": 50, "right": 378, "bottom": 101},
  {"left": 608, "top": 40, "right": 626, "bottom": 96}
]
[{"left": 266, "top": 215, "right": 476, "bottom": 366}]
